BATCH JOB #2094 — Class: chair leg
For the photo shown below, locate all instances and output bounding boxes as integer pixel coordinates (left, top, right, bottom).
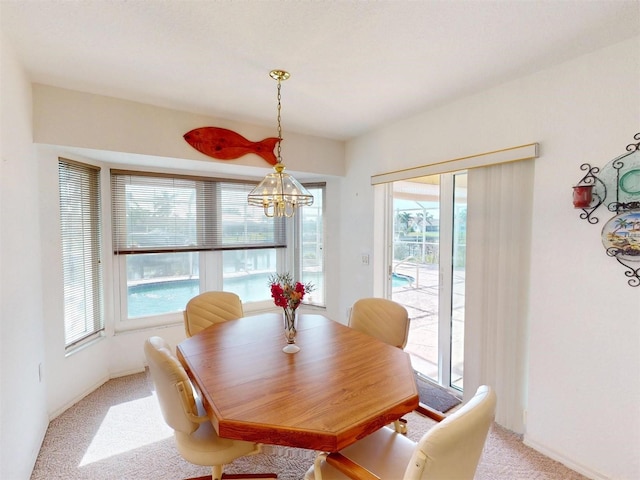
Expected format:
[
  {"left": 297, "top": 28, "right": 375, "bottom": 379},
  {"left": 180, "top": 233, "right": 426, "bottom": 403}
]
[
  {"left": 393, "top": 418, "right": 407, "bottom": 434},
  {"left": 212, "top": 465, "right": 224, "bottom": 480},
  {"left": 311, "top": 452, "right": 328, "bottom": 480}
]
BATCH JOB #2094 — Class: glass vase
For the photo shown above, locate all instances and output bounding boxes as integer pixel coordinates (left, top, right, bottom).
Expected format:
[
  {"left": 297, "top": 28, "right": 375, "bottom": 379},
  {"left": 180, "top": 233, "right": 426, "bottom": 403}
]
[{"left": 282, "top": 308, "right": 300, "bottom": 354}]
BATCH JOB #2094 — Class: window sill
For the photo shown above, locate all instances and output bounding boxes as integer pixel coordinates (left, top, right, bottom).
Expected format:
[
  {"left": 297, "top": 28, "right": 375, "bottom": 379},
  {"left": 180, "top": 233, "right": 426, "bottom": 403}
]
[{"left": 65, "top": 332, "right": 106, "bottom": 357}]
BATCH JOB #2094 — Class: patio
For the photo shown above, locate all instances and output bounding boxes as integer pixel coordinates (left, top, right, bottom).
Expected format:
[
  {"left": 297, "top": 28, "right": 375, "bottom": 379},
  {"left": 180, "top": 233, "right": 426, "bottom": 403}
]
[{"left": 392, "top": 262, "right": 465, "bottom": 391}]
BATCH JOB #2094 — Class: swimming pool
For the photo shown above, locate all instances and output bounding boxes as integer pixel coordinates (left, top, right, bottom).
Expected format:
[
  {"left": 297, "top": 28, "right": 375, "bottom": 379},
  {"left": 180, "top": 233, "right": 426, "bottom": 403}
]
[
  {"left": 127, "top": 271, "right": 324, "bottom": 318},
  {"left": 127, "top": 271, "right": 411, "bottom": 318},
  {"left": 128, "top": 278, "right": 200, "bottom": 318},
  {"left": 392, "top": 273, "right": 414, "bottom": 288}
]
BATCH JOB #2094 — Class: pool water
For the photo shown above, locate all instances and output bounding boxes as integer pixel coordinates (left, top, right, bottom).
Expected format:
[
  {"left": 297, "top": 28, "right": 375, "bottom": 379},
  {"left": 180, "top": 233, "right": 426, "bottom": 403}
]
[
  {"left": 392, "top": 273, "right": 414, "bottom": 288},
  {"left": 128, "top": 278, "right": 200, "bottom": 318},
  {"left": 128, "top": 275, "right": 276, "bottom": 318},
  {"left": 128, "top": 272, "right": 411, "bottom": 318}
]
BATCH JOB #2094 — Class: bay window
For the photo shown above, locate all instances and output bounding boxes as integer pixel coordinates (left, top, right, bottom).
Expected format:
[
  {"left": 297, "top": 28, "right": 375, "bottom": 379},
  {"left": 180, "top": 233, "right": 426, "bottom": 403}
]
[
  {"left": 111, "top": 170, "right": 323, "bottom": 327},
  {"left": 111, "top": 171, "right": 286, "bottom": 323}
]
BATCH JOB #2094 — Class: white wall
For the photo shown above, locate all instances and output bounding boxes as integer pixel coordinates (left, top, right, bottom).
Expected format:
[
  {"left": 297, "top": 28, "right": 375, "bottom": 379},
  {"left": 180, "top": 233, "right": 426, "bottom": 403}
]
[
  {"left": 0, "top": 36, "right": 49, "bottom": 479},
  {"left": 341, "top": 37, "right": 639, "bottom": 480},
  {"left": 33, "top": 84, "right": 345, "bottom": 178},
  {"left": 30, "top": 88, "right": 344, "bottom": 420}
]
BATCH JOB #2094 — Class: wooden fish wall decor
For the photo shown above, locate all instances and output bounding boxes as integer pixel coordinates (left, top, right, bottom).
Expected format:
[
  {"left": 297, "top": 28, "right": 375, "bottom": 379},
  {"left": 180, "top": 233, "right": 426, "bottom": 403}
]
[{"left": 183, "top": 127, "right": 280, "bottom": 165}]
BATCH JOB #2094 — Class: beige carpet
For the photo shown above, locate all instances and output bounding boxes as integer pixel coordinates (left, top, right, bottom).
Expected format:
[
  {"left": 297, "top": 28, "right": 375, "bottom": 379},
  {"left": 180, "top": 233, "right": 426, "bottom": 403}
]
[{"left": 30, "top": 371, "right": 588, "bottom": 480}]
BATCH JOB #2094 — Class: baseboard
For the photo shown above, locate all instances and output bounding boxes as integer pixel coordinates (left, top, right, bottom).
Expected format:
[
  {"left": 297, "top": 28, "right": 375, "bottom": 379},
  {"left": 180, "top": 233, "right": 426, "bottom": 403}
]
[
  {"left": 523, "top": 435, "right": 609, "bottom": 480},
  {"left": 48, "top": 369, "right": 145, "bottom": 420},
  {"left": 110, "top": 367, "right": 146, "bottom": 379},
  {"left": 26, "top": 414, "right": 51, "bottom": 480},
  {"left": 49, "top": 375, "right": 110, "bottom": 420}
]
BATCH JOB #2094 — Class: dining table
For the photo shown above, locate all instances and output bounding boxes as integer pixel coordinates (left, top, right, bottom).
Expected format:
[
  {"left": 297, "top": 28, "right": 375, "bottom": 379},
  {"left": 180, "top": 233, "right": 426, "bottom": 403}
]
[{"left": 176, "top": 313, "right": 419, "bottom": 452}]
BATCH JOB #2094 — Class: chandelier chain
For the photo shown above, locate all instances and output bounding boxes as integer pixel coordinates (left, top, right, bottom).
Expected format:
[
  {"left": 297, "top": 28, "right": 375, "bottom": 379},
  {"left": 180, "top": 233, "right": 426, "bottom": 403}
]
[
  {"left": 276, "top": 79, "right": 283, "bottom": 163},
  {"left": 247, "top": 69, "right": 313, "bottom": 217}
]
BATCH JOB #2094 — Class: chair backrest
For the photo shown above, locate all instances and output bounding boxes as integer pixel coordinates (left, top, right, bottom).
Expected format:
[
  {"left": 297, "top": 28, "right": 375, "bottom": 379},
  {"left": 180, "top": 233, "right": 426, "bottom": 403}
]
[
  {"left": 184, "top": 291, "right": 244, "bottom": 337},
  {"left": 144, "top": 336, "right": 200, "bottom": 434},
  {"left": 406, "top": 385, "right": 497, "bottom": 480},
  {"left": 348, "top": 297, "right": 410, "bottom": 349}
]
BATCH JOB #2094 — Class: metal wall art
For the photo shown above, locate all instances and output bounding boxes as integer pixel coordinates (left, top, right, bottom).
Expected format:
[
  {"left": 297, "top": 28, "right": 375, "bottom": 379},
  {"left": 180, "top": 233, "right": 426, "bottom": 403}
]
[{"left": 573, "top": 132, "right": 640, "bottom": 287}]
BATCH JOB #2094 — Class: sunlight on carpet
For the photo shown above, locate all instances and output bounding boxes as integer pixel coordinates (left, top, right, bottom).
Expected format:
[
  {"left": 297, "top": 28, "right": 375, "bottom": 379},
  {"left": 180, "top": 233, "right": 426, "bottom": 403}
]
[
  {"left": 79, "top": 392, "right": 172, "bottom": 466},
  {"left": 31, "top": 371, "right": 590, "bottom": 480}
]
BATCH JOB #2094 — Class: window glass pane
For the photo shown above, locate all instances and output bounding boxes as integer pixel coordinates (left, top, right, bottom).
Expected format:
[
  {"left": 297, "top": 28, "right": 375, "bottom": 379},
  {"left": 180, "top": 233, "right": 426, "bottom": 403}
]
[
  {"left": 392, "top": 177, "right": 440, "bottom": 380},
  {"left": 450, "top": 172, "right": 467, "bottom": 391},
  {"left": 58, "top": 158, "right": 103, "bottom": 347},
  {"left": 221, "top": 182, "right": 286, "bottom": 248},
  {"left": 222, "top": 249, "right": 276, "bottom": 303},
  {"left": 111, "top": 172, "right": 285, "bottom": 253},
  {"left": 126, "top": 179, "right": 197, "bottom": 248},
  {"left": 300, "top": 186, "right": 325, "bottom": 306},
  {"left": 126, "top": 252, "right": 200, "bottom": 318}
]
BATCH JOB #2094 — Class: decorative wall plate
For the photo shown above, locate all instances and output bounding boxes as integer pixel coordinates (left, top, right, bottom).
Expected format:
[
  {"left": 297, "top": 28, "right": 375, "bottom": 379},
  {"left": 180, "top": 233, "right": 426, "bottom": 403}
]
[
  {"left": 592, "top": 150, "right": 640, "bottom": 209},
  {"left": 620, "top": 168, "right": 640, "bottom": 195},
  {"left": 601, "top": 210, "right": 640, "bottom": 262}
]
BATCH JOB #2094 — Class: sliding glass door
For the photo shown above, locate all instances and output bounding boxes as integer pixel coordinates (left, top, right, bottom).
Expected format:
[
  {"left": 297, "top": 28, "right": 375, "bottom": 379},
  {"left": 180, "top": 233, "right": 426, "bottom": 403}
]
[{"left": 389, "top": 172, "right": 467, "bottom": 391}]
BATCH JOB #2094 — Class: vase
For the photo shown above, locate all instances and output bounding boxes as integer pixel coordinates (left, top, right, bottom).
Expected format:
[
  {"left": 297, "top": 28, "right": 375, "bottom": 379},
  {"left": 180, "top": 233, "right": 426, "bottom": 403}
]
[{"left": 282, "top": 308, "right": 300, "bottom": 354}]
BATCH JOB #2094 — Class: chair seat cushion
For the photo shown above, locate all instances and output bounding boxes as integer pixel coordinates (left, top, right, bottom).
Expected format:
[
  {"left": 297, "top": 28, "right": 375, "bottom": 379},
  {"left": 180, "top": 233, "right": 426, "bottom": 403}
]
[
  {"left": 175, "top": 419, "right": 258, "bottom": 466},
  {"left": 305, "top": 426, "right": 416, "bottom": 480}
]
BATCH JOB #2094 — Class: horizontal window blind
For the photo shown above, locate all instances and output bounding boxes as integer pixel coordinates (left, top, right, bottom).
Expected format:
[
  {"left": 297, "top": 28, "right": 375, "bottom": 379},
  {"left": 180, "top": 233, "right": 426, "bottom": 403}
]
[
  {"left": 58, "top": 158, "right": 104, "bottom": 348},
  {"left": 111, "top": 170, "right": 286, "bottom": 254}
]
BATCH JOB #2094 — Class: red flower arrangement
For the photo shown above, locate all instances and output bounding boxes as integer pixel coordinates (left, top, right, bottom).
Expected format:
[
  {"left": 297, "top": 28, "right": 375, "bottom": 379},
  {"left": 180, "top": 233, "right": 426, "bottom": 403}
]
[{"left": 269, "top": 272, "right": 315, "bottom": 310}]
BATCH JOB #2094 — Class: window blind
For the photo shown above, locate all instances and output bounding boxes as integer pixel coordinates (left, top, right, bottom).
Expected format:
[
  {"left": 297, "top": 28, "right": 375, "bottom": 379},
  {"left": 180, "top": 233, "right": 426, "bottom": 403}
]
[
  {"left": 58, "top": 158, "right": 104, "bottom": 348},
  {"left": 464, "top": 159, "right": 534, "bottom": 433},
  {"left": 111, "top": 170, "right": 286, "bottom": 254}
]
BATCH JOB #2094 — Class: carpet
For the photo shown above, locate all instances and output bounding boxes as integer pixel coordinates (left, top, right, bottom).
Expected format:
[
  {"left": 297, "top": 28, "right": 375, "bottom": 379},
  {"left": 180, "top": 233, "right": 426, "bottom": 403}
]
[
  {"left": 414, "top": 372, "right": 462, "bottom": 413},
  {"left": 30, "top": 371, "right": 590, "bottom": 480}
]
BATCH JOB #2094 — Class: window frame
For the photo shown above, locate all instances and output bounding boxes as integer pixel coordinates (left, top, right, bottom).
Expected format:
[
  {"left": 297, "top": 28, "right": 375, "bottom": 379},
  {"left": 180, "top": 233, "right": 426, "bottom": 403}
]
[
  {"left": 110, "top": 171, "right": 326, "bottom": 331},
  {"left": 295, "top": 183, "right": 326, "bottom": 307}
]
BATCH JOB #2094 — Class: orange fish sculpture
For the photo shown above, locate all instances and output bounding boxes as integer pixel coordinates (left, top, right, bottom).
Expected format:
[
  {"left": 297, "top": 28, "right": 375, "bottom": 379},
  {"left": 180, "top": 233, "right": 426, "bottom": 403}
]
[{"left": 183, "top": 127, "right": 280, "bottom": 165}]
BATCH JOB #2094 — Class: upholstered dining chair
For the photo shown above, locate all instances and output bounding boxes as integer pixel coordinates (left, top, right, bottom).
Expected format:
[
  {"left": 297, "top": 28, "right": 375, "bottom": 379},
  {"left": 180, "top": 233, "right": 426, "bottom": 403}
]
[
  {"left": 349, "top": 297, "right": 411, "bottom": 434},
  {"left": 184, "top": 291, "right": 244, "bottom": 337},
  {"left": 304, "top": 385, "right": 496, "bottom": 480},
  {"left": 348, "top": 297, "right": 410, "bottom": 349},
  {"left": 144, "top": 336, "right": 276, "bottom": 480}
]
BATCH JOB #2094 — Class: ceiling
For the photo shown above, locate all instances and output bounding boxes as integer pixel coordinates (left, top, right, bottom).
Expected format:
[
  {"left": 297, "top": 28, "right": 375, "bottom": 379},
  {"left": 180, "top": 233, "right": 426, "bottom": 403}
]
[{"left": 1, "top": 1, "right": 639, "bottom": 142}]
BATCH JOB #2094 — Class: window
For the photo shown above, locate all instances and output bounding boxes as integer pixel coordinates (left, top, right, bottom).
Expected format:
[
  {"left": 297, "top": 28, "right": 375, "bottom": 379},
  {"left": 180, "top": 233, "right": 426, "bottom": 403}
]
[
  {"left": 297, "top": 184, "right": 325, "bottom": 306},
  {"left": 220, "top": 182, "right": 283, "bottom": 300},
  {"left": 58, "top": 158, "right": 103, "bottom": 349},
  {"left": 111, "top": 171, "right": 286, "bottom": 320}
]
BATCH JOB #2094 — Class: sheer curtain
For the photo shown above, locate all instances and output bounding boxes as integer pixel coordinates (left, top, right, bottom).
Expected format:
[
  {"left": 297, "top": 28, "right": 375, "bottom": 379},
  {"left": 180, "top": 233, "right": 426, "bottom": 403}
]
[{"left": 464, "top": 159, "right": 535, "bottom": 433}]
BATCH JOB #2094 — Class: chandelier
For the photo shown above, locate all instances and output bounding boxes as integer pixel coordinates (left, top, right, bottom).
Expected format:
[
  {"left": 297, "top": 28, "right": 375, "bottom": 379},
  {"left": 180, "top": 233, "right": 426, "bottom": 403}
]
[{"left": 248, "top": 70, "right": 314, "bottom": 217}]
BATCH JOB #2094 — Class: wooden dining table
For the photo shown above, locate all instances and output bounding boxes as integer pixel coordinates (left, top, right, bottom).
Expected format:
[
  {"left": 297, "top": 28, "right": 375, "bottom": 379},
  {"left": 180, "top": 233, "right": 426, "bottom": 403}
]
[{"left": 176, "top": 313, "right": 419, "bottom": 452}]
